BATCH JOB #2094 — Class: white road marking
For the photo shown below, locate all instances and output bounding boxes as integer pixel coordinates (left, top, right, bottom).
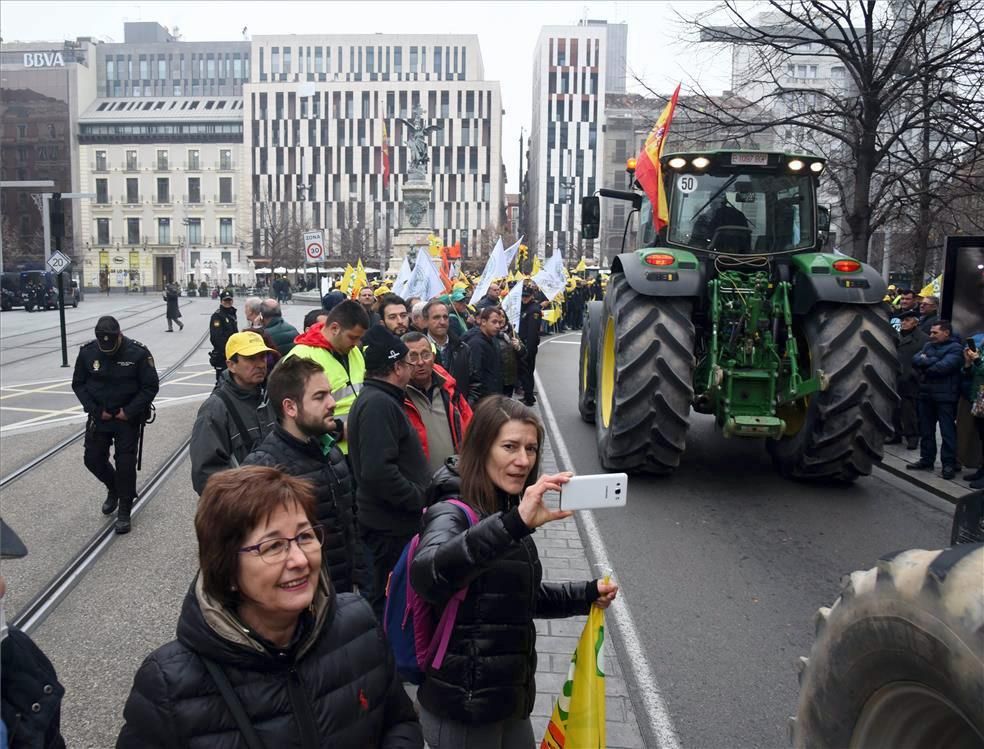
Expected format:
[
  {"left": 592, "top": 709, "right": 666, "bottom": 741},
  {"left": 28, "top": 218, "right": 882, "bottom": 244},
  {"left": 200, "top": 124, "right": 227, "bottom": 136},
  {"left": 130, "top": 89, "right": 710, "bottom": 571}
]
[
  {"left": 535, "top": 370, "right": 683, "bottom": 749},
  {"left": 540, "top": 339, "right": 580, "bottom": 345}
]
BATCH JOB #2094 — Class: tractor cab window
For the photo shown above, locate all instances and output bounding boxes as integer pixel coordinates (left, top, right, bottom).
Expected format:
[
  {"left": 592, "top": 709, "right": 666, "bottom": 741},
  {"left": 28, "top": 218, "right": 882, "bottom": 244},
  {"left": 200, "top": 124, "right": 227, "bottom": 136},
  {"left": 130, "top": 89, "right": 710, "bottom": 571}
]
[{"left": 667, "top": 172, "right": 815, "bottom": 254}]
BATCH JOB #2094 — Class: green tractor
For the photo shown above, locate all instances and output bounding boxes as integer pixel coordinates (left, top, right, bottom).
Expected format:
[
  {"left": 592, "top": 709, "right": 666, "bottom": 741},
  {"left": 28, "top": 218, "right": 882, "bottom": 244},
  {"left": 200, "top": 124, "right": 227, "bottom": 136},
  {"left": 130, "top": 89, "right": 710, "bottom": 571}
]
[{"left": 579, "top": 150, "right": 898, "bottom": 481}]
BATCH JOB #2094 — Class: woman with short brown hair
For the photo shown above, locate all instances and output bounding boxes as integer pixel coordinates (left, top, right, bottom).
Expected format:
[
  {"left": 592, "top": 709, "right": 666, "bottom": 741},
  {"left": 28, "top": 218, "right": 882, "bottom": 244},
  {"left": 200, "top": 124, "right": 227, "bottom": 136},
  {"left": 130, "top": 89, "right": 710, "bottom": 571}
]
[{"left": 117, "top": 465, "right": 421, "bottom": 748}]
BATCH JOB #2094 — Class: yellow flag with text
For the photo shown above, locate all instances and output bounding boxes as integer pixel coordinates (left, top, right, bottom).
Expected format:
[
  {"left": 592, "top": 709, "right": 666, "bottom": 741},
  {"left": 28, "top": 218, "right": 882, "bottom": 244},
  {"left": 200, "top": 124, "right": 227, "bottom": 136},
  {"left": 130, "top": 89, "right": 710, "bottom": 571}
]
[
  {"left": 350, "top": 259, "right": 369, "bottom": 298},
  {"left": 339, "top": 264, "right": 355, "bottom": 294},
  {"left": 541, "top": 605, "right": 606, "bottom": 749}
]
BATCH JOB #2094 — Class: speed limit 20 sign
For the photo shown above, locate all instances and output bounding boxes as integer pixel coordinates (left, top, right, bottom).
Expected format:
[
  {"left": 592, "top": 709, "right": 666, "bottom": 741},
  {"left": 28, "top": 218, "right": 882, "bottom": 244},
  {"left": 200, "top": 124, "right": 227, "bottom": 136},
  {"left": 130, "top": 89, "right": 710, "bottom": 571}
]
[{"left": 304, "top": 230, "right": 325, "bottom": 262}]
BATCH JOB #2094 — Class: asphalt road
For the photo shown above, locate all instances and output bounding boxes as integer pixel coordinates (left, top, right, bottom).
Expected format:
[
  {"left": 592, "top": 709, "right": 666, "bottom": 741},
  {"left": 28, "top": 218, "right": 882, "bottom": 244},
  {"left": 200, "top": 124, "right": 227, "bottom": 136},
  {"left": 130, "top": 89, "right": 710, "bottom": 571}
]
[{"left": 534, "top": 330, "right": 954, "bottom": 749}]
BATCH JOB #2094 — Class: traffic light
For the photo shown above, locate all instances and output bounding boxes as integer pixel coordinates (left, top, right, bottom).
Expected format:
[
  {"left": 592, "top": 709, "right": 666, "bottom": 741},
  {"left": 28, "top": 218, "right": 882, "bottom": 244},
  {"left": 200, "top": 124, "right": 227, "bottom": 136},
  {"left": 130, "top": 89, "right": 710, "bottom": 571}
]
[{"left": 49, "top": 193, "right": 65, "bottom": 238}]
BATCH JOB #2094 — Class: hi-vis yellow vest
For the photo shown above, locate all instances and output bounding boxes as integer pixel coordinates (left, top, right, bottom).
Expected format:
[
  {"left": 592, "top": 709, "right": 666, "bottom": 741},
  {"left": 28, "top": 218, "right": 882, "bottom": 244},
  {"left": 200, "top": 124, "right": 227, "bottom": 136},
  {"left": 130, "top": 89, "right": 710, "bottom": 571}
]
[{"left": 285, "top": 344, "right": 365, "bottom": 454}]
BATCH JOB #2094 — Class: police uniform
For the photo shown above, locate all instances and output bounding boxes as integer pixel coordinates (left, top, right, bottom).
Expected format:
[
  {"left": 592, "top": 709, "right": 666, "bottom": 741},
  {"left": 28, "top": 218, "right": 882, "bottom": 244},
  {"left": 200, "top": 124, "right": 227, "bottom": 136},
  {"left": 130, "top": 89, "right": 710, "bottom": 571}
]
[
  {"left": 209, "top": 297, "right": 238, "bottom": 380},
  {"left": 518, "top": 292, "right": 543, "bottom": 406},
  {"left": 71, "top": 317, "right": 159, "bottom": 533}
]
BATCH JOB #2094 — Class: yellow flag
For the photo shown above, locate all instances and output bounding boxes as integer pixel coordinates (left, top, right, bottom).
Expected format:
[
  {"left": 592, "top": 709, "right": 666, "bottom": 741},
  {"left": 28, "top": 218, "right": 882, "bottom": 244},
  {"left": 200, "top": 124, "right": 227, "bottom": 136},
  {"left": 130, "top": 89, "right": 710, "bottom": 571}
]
[
  {"left": 531, "top": 256, "right": 541, "bottom": 276},
  {"left": 575, "top": 257, "right": 587, "bottom": 272},
  {"left": 919, "top": 274, "right": 942, "bottom": 298},
  {"left": 339, "top": 264, "right": 355, "bottom": 294},
  {"left": 351, "top": 259, "right": 369, "bottom": 298}
]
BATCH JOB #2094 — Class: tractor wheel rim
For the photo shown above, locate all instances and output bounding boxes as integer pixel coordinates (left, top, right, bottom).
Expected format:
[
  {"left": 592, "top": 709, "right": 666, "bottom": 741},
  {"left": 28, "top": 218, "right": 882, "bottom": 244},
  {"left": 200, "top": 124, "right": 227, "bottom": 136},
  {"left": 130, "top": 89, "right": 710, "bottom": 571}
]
[{"left": 601, "top": 317, "right": 616, "bottom": 428}]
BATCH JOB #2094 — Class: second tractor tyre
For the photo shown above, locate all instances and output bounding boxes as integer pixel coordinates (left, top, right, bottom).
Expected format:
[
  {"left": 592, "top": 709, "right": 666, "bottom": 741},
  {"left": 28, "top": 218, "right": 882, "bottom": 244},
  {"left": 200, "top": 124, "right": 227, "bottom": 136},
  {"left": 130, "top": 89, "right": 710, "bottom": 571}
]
[
  {"left": 595, "top": 274, "right": 695, "bottom": 474},
  {"left": 768, "top": 303, "right": 898, "bottom": 482},
  {"left": 578, "top": 300, "right": 604, "bottom": 422},
  {"left": 792, "top": 544, "right": 984, "bottom": 749}
]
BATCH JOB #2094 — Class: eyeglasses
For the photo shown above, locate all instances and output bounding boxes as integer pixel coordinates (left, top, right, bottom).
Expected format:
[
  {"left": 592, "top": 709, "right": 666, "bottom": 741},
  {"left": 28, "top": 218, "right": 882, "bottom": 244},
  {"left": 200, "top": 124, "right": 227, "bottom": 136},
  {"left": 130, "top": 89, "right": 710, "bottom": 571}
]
[
  {"left": 238, "top": 525, "right": 325, "bottom": 564},
  {"left": 407, "top": 350, "right": 434, "bottom": 364}
]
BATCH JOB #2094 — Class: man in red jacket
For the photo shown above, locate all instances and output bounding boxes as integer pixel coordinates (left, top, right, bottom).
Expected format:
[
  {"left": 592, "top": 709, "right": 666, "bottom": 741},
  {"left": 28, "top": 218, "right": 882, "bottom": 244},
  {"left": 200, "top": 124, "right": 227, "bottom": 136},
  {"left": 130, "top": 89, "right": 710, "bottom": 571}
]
[{"left": 401, "top": 331, "right": 473, "bottom": 476}]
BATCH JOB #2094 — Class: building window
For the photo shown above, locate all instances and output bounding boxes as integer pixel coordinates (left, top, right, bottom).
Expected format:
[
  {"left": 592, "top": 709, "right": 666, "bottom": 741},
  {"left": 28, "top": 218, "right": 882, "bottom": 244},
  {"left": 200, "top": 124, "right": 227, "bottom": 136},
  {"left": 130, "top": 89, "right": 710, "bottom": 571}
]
[
  {"left": 219, "top": 218, "right": 233, "bottom": 244},
  {"left": 188, "top": 177, "right": 201, "bottom": 203},
  {"left": 187, "top": 218, "right": 202, "bottom": 244},
  {"left": 315, "top": 46, "right": 323, "bottom": 73},
  {"left": 126, "top": 150, "right": 138, "bottom": 171},
  {"left": 140, "top": 57, "right": 149, "bottom": 79},
  {"left": 410, "top": 46, "right": 418, "bottom": 73},
  {"left": 187, "top": 149, "right": 200, "bottom": 170},
  {"left": 95, "top": 151, "right": 108, "bottom": 171},
  {"left": 190, "top": 250, "right": 201, "bottom": 266},
  {"left": 127, "top": 217, "right": 141, "bottom": 245},
  {"left": 283, "top": 47, "right": 292, "bottom": 74},
  {"left": 219, "top": 177, "right": 233, "bottom": 203},
  {"left": 157, "top": 149, "right": 168, "bottom": 170},
  {"left": 220, "top": 149, "right": 232, "bottom": 170},
  {"left": 831, "top": 65, "right": 846, "bottom": 79},
  {"left": 158, "top": 217, "right": 170, "bottom": 244},
  {"left": 158, "top": 58, "right": 166, "bottom": 79},
  {"left": 394, "top": 47, "right": 402, "bottom": 74},
  {"left": 96, "top": 218, "right": 110, "bottom": 245},
  {"left": 434, "top": 46, "right": 442, "bottom": 77},
  {"left": 271, "top": 47, "right": 280, "bottom": 75},
  {"left": 157, "top": 178, "right": 169, "bottom": 203},
  {"left": 96, "top": 179, "right": 109, "bottom": 204},
  {"left": 126, "top": 178, "right": 139, "bottom": 204}
]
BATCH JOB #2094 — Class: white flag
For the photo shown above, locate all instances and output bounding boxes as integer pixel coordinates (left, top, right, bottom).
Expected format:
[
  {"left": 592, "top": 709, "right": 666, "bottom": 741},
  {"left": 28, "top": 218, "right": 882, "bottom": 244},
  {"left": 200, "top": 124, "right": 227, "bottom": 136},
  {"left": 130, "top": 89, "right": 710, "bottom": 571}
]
[
  {"left": 533, "top": 251, "right": 567, "bottom": 301},
  {"left": 391, "top": 255, "right": 413, "bottom": 297},
  {"left": 501, "top": 280, "right": 524, "bottom": 331},
  {"left": 404, "top": 248, "right": 446, "bottom": 302},
  {"left": 469, "top": 241, "right": 509, "bottom": 306},
  {"left": 503, "top": 236, "right": 524, "bottom": 268}
]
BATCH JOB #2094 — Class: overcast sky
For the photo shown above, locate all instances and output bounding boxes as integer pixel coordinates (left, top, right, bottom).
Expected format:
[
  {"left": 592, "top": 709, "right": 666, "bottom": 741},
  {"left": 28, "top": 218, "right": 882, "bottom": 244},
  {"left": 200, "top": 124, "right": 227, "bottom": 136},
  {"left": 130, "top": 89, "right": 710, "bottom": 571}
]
[{"left": 1, "top": 0, "right": 734, "bottom": 187}]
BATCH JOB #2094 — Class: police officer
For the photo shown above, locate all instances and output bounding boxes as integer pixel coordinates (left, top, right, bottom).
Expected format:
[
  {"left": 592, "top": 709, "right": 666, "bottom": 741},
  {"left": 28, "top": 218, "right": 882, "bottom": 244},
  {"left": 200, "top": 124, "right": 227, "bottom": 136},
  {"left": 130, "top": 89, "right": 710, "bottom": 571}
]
[
  {"left": 71, "top": 316, "right": 159, "bottom": 534},
  {"left": 209, "top": 289, "right": 238, "bottom": 382},
  {"left": 518, "top": 282, "right": 543, "bottom": 407}
]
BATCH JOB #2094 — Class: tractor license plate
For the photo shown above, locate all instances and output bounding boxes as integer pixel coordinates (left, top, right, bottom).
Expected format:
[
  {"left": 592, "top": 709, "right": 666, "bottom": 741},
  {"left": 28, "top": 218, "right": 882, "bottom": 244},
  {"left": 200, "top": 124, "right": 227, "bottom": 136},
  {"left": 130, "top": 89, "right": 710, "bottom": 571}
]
[{"left": 731, "top": 153, "right": 769, "bottom": 166}]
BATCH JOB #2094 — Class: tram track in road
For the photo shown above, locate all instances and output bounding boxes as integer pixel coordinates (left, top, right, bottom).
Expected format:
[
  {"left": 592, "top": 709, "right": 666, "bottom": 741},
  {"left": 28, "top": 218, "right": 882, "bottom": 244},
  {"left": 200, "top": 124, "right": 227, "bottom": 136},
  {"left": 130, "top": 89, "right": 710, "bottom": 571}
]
[
  {"left": 0, "top": 299, "right": 195, "bottom": 367},
  {"left": 0, "top": 299, "right": 162, "bottom": 347},
  {"left": 10, "top": 436, "right": 192, "bottom": 635},
  {"left": 0, "top": 328, "right": 209, "bottom": 490}
]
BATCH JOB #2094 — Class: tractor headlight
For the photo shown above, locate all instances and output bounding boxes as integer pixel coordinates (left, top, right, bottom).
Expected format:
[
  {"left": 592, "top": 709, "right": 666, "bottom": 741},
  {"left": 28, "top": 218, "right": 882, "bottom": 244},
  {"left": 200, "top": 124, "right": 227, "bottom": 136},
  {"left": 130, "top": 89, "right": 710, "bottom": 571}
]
[
  {"left": 810, "top": 161, "right": 824, "bottom": 173},
  {"left": 668, "top": 157, "right": 687, "bottom": 169},
  {"left": 788, "top": 159, "right": 805, "bottom": 171},
  {"left": 691, "top": 156, "right": 710, "bottom": 169}
]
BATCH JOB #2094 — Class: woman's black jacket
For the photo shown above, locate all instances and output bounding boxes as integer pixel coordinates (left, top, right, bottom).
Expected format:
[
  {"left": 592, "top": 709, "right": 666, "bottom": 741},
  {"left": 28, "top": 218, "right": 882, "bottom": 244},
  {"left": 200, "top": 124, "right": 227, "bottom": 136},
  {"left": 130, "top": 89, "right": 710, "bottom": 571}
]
[
  {"left": 116, "top": 575, "right": 421, "bottom": 748},
  {"left": 244, "top": 426, "right": 367, "bottom": 593},
  {"left": 409, "top": 475, "right": 598, "bottom": 724}
]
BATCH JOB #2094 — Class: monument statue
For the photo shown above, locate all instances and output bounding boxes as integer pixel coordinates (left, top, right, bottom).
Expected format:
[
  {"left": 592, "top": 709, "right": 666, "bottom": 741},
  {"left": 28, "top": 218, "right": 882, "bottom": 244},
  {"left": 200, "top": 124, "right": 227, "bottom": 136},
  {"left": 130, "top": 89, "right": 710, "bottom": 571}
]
[{"left": 399, "top": 106, "right": 443, "bottom": 176}]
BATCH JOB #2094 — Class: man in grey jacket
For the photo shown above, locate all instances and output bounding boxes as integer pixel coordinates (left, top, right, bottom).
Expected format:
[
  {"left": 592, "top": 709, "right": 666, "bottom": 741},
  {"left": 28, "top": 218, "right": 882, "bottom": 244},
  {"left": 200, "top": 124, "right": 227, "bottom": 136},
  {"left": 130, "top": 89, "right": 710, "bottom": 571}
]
[{"left": 190, "top": 331, "right": 277, "bottom": 495}]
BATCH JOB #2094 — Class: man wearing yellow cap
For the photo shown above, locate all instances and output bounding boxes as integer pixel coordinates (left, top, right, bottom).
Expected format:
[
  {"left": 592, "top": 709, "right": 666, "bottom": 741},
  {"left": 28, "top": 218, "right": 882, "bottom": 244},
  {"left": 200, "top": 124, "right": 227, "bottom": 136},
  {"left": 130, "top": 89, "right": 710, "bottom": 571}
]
[{"left": 190, "top": 331, "right": 277, "bottom": 495}]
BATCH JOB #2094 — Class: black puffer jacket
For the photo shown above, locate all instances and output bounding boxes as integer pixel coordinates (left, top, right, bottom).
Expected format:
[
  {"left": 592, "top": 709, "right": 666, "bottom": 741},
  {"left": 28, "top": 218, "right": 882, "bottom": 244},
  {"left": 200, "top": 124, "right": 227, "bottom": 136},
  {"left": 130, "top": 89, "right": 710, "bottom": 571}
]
[
  {"left": 243, "top": 426, "right": 367, "bottom": 593},
  {"left": 409, "top": 468, "right": 598, "bottom": 724},
  {"left": 116, "top": 576, "right": 422, "bottom": 748},
  {"left": 461, "top": 327, "right": 502, "bottom": 404},
  {"left": 1, "top": 627, "right": 65, "bottom": 749}
]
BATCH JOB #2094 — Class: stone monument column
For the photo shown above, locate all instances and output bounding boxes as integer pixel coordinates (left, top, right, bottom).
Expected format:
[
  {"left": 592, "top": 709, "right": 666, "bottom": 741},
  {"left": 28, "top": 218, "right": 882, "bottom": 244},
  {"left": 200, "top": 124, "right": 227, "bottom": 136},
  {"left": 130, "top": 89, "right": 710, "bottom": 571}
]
[{"left": 389, "top": 107, "right": 442, "bottom": 275}]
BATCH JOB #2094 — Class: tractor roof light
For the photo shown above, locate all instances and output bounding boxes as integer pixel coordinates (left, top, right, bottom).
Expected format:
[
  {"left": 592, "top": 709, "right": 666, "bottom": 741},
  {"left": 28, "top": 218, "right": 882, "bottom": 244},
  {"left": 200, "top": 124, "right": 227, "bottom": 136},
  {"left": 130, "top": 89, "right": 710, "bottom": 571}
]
[
  {"left": 644, "top": 253, "right": 676, "bottom": 266},
  {"left": 668, "top": 157, "right": 687, "bottom": 169},
  {"left": 788, "top": 159, "right": 805, "bottom": 171},
  {"left": 832, "top": 259, "right": 862, "bottom": 273},
  {"left": 626, "top": 157, "right": 637, "bottom": 173},
  {"left": 810, "top": 161, "right": 824, "bottom": 173},
  {"left": 691, "top": 156, "right": 711, "bottom": 169}
]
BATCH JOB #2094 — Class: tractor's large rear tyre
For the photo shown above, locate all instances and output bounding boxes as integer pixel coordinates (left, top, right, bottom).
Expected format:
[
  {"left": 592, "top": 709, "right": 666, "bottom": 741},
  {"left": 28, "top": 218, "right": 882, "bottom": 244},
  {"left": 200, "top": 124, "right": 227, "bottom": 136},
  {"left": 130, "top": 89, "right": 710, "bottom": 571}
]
[
  {"left": 792, "top": 544, "right": 984, "bottom": 749},
  {"left": 595, "top": 274, "right": 694, "bottom": 474},
  {"left": 768, "top": 303, "right": 897, "bottom": 482},
  {"left": 578, "top": 301, "right": 604, "bottom": 423}
]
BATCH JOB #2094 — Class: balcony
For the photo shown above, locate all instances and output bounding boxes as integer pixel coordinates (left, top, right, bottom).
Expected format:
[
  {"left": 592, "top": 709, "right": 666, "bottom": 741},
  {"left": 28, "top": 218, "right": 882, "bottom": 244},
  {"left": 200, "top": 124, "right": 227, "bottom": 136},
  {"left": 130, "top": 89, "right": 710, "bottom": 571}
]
[
  {"left": 92, "top": 162, "right": 110, "bottom": 173},
  {"left": 92, "top": 200, "right": 113, "bottom": 210},
  {"left": 154, "top": 161, "right": 170, "bottom": 172},
  {"left": 123, "top": 161, "right": 139, "bottom": 172},
  {"left": 215, "top": 160, "right": 235, "bottom": 171},
  {"left": 183, "top": 195, "right": 205, "bottom": 207},
  {"left": 154, "top": 195, "right": 172, "bottom": 206},
  {"left": 123, "top": 194, "right": 143, "bottom": 207},
  {"left": 214, "top": 193, "right": 236, "bottom": 205},
  {"left": 183, "top": 162, "right": 202, "bottom": 172}
]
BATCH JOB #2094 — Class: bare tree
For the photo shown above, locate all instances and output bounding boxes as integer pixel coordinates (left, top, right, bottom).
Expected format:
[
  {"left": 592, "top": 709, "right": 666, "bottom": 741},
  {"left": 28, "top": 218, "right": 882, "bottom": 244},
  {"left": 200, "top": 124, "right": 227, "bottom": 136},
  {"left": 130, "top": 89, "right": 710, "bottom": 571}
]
[
  {"left": 256, "top": 189, "right": 307, "bottom": 270},
  {"left": 680, "top": 0, "right": 984, "bottom": 263}
]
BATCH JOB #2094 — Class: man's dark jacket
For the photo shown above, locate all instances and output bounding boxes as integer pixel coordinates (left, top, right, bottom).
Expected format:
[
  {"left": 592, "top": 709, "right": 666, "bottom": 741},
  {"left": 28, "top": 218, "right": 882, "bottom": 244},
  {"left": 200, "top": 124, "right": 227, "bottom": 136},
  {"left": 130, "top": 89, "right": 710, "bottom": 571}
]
[
  {"left": 410, "top": 462, "right": 598, "bottom": 724},
  {"left": 190, "top": 370, "right": 275, "bottom": 495},
  {"left": 912, "top": 338, "right": 964, "bottom": 402},
  {"left": 348, "top": 379, "right": 430, "bottom": 539},
  {"left": 72, "top": 337, "right": 159, "bottom": 431},
  {"left": 2, "top": 628, "right": 65, "bottom": 749},
  {"left": 116, "top": 577, "right": 422, "bottom": 748},
  {"left": 209, "top": 305, "right": 238, "bottom": 366},
  {"left": 264, "top": 316, "right": 300, "bottom": 356},
  {"left": 434, "top": 329, "right": 471, "bottom": 400},
  {"left": 896, "top": 327, "right": 930, "bottom": 395},
  {"left": 244, "top": 426, "right": 367, "bottom": 592},
  {"left": 461, "top": 327, "right": 502, "bottom": 404},
  {"left": 918, "top": 311, "right": 939, "bottom": 334}
]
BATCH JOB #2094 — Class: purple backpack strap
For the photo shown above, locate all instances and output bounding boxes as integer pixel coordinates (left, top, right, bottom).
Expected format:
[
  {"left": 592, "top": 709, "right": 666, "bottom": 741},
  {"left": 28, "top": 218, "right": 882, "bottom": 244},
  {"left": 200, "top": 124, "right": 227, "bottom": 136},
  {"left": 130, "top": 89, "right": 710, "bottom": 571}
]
[{"left": 426, "top": 498, "right": 480, "bottom": 670}]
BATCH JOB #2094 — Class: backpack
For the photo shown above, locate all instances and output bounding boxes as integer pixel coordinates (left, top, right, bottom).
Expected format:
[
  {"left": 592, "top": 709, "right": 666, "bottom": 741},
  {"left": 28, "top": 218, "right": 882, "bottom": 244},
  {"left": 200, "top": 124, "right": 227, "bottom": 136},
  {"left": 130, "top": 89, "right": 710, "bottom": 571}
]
[{"left": 383, "top": 498, "right": 479, "bottom": 685}]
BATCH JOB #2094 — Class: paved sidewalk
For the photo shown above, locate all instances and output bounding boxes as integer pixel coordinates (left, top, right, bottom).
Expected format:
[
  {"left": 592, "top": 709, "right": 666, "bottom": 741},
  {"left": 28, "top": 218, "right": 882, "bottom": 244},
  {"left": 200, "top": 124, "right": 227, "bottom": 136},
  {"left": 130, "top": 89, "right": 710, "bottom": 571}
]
[
  {"left": 529, "top": 429, "right": 646, "bottom": 748},
  {"left": 878, "top": 432, "right": 978, "bottom": 502}
]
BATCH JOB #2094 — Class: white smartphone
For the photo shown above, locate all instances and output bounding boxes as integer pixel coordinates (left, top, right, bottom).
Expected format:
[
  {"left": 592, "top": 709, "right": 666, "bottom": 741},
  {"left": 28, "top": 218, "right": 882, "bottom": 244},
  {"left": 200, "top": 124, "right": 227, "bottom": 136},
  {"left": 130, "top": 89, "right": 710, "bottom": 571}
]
[{"left": 559, "top": 473, "right": 628, "bottom": 511}]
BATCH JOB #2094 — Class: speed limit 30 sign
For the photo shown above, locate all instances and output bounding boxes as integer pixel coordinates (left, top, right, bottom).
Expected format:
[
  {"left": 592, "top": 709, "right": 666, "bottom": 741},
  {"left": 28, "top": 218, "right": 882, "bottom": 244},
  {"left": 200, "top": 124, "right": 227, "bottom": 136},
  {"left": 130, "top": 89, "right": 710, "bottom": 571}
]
[{"left": 304, "top": 230, "right": 325, "bottom": 262}]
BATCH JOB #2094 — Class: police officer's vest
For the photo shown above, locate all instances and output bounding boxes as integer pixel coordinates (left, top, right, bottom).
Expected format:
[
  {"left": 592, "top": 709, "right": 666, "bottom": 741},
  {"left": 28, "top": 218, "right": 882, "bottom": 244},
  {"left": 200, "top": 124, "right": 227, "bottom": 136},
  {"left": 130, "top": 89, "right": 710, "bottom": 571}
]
[{"left": 286, "top": 344, "right": 365, "bottom": 454}]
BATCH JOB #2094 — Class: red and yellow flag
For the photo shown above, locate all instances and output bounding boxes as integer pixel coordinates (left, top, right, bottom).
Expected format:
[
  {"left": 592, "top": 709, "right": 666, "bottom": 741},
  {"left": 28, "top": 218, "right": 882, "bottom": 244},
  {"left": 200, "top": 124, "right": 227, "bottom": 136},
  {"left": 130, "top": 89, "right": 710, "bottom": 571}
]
[
  {"left": 634, "top": 83, "right": 681, "bottom": 233},
  {"left": 381, "top": 121, "right": 391, "bottom": 189}
]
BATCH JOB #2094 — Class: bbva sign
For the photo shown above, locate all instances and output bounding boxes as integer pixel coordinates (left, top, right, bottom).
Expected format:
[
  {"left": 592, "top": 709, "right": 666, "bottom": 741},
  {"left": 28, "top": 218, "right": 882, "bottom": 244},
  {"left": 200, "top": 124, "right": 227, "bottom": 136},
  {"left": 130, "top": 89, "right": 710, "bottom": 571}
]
[{"left": 23, "top": 52, "right": 65, "bottom": 67}]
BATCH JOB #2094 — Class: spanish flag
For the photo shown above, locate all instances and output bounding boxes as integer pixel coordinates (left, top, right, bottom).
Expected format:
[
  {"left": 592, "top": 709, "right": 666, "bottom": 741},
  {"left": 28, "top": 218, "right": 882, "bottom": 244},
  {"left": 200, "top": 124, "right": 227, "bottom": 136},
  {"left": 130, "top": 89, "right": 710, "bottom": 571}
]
[
  {"left": 634, "top": 83, "right": 680, "bottom": 233},
  {"left": 381, "top": 122, "right": 391, "bottom": 190}
]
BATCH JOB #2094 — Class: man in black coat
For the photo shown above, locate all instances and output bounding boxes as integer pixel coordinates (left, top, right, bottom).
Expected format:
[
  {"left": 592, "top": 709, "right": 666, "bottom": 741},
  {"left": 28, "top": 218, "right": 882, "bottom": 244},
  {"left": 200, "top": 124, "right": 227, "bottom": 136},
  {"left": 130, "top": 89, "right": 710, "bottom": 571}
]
[
  {"left": 423, "top": 298, "right": 470, "bottom": 400},
  {"left": 908, "top": 320, "right": 964, "bottom": 479},
  {"left": 462, "top": 306, "right": 505, "bottom": 404},
  {"left": 244, "top": 356, "right": 365, "bottom": 593},
  {"left": 347, "top": 326, "right": 429, "bottom": 619},
  {"left": 889, "top": 315, "right": 929, "bottom": 449},
  {"left": 474, "top": 281, "right": 502, "bottom": 312},
  {"left": 917, "top": 294, "right": 940, "bottom": 334},
  {"left": 71, "top": 316, "right": 160, "bottom": 534},
  {"left": 517, "top": 283, "right": 543, "bottom": 407},
  {"left": 209, "top": 290, "right": 238, "bottom": 381},
  {"left": 163, "top": 279, "right": 183, "bottom": 332}
]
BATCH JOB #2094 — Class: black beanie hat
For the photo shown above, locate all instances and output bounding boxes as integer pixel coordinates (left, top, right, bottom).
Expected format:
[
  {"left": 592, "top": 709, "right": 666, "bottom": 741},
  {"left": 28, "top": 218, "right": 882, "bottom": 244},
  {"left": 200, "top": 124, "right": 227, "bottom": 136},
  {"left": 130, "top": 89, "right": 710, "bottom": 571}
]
[{"left": 362, "top": 324, "right": 409, "bottom": 371}]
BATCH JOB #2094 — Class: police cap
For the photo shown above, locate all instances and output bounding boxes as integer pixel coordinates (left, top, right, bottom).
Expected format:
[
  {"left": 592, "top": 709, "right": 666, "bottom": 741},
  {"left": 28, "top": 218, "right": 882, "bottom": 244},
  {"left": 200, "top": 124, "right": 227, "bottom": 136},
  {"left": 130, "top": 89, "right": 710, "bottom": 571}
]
[{"left": 95, "top": 316, "right": 121, "bottom": 352}]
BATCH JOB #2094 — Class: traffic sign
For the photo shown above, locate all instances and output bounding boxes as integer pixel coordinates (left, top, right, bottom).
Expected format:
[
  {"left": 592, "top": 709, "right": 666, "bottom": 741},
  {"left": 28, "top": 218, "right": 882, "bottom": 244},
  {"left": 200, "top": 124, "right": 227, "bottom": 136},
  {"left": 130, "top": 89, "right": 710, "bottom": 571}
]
[
  {"left": 46, "top": 250, "right": 71, "bottom": 273},
  {"left": 304, "top": 230, "right": 325, "bottom": 263}
]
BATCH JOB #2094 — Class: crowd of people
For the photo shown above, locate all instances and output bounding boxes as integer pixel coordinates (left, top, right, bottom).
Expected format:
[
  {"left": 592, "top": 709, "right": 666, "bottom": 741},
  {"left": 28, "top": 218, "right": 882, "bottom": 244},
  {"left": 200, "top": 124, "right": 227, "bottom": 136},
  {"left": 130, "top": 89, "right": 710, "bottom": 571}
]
[{"left": 886, "top": 288, "right": 984, "bottom": 487}]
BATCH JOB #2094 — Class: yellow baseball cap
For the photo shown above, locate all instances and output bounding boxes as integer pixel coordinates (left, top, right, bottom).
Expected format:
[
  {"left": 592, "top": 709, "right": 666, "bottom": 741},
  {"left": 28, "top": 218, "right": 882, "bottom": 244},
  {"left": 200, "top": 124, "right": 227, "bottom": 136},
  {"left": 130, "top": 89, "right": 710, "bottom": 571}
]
[{"left": 225, "top": 331, "right": 275, "bottom": 360}]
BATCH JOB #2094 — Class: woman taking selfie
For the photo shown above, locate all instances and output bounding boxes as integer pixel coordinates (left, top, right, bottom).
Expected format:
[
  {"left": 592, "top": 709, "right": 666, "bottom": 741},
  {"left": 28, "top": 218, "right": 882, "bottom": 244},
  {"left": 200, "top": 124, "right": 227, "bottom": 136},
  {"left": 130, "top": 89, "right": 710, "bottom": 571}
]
[
  {"left": 410, "top": 395, "right": 618, "bottom": 748},
  {"left": 117, "top": 465, "right": 421, "bottom": 748}
]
